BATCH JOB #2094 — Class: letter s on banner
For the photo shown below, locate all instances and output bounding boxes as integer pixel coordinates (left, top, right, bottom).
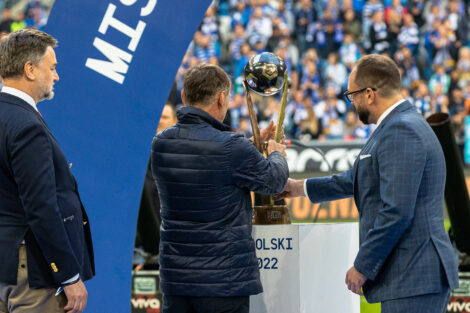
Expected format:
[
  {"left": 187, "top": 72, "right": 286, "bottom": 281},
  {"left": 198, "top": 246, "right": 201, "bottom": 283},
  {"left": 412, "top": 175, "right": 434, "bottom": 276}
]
[{"left": 85, "top": 1, "right": 157, "bottom": 84}]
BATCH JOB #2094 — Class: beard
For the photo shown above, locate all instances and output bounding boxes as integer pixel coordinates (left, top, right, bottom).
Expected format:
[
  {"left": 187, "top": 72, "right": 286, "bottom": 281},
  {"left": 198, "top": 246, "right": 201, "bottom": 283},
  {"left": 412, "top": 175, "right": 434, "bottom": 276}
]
[
  {"left": 44, "top": 90, "right": 54, "bottom": 100},
  {"left": 38, "top": 76, "right": 55, "bottom": 101},
  {"left": 356, "top": 102, "right": 370, "bottom": 124},
  {"left": 358, "top": 110, "right": 370, "bottom": 124}
]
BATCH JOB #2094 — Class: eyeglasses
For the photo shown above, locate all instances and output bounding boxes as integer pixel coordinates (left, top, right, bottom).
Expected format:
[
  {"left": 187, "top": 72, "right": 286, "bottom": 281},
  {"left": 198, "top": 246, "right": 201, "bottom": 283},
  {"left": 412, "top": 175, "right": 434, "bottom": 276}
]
[{"left": 343, "top": 87, "right": 376, "bottom": 102}]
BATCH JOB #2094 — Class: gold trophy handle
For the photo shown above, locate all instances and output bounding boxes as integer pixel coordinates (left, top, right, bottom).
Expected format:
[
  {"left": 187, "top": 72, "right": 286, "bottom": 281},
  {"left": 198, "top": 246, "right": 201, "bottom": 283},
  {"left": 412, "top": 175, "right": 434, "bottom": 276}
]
[
  {"left": 274, "top": 71, "right": 289, "bottom": 143},
  {"left": 243, "top": 81, "right": 263, "bottom": 153}
]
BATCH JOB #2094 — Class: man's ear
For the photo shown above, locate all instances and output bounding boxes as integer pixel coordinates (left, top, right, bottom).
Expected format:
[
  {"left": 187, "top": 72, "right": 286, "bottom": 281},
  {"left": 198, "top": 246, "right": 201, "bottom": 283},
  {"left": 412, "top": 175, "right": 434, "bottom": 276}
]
[
  {"left": 181, "top": 90, "right": 185, "bottom": 106},
  {"left": 367, "top": 88, "right": 375, "bottom": 105},
  {"left": 24, "top": 61, "right": 35, "bottom": 81},
  {"left": 218, "top": 91, "right": 225, "bottom": 108}
]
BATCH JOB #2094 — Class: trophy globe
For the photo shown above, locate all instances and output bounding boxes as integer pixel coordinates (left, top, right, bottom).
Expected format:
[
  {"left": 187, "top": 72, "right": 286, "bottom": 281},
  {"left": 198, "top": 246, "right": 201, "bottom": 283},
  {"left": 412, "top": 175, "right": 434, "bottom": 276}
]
[{"left": 243, "top": 52, "right": 287, "bottom": 96}]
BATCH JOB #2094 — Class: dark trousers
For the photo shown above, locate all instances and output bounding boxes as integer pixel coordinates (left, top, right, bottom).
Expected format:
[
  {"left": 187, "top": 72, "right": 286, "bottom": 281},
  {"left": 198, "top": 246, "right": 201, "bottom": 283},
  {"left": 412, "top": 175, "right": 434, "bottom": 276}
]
[
  {"left": 162, "top": 295, "right": 249, "bottom": 313},
  {"left": 381, "top": 288, "right": 451, "bottom": 313}
]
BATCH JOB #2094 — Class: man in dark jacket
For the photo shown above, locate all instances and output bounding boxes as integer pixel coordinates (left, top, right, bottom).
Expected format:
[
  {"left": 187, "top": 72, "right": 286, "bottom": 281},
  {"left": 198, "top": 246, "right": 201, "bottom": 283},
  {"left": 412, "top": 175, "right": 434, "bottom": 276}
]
[
  {"left": 152, "top": 63, "right": 289, "bottom": 313},
  {"left": 0, "top": 29, "right": 94, "bottom": 313}
]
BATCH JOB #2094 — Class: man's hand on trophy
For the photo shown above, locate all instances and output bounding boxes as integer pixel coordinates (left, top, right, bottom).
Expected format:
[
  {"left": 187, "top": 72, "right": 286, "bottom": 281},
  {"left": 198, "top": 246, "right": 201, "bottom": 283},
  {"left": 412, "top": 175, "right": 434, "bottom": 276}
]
[
  {"left": 260, "top": 120, "right": 285, "bottom": 143},
  {"left": 266, "top": 139, "right": 286, "bottom": 157},
  {"left": 260, "top": 120, "right": 276, "bottom": 141},
  {"left": 274, "top": 178, "right": 305, "bottom": 200}
]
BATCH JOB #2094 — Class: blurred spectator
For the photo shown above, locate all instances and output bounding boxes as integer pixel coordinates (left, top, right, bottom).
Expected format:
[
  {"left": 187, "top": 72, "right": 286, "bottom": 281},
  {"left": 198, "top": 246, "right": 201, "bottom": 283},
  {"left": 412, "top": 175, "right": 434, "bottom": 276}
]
[
  {"left": 406, "top": 0, "right": 425, "bottom": 28},
  {"left": 315, "top": 9, "right": 343, "bottom": 59},
  {"left": 246, "top": 6, "right": 272, "bottom": 46},
  {"left": 0, "top": 8, "right": 13, "bottom": 33},
  {"left": 194, "top": 32, "right": 221, "bottom": 62},
  {"left": 385, "top": 0, "right": 406, "bottom": 54},
  {"left": 286, "top": 89, "right": 305, "bottom": 137},
  {"left": 300, "top": 58, "right": 321, "bottom": 102},
  {"left": 395, "top": 46, "right": 420, "bottom": 88},
  {"left": 339, "top": 33, "right": 360, "bottom": 70},
  {"left": 369, "top": 10, "right": 389, "bottom": 54},
  {"left": 448, "top": 0, "right": 468, "bottom": 46},
  {"left": 276, "top": 0, "right": 295, "bottom": 33},
  {"left": 298, "top": 96, "right": 322, "bottom": 140},
  {"left": 295, "top": 0, "right": 316, "bottom": 55},
  {"left": 266, "top": 15, "right": 289, "bottom": 51},
  {"left": 324, "top": 52, "right": 347, "bottom": 94},
  {"left": 397, "top": 14, "right": 419, "bottom": 56},
  {"left": 457, "top": 46, "right": 470, "bottom": 90},
  {"left": 450, "top": 87, "right": 465, "bottom": 116},
  {"left": 315, "top": 85, "right": 346, "bottom": 139},
  {"left": 342, "top": 8, "right": 361, "bottom": 41},
  {"left": 276, "top": 41, "right": 299, "bottom": 90},
  {"left": 425, "top": 4, "right": 445, "bottom": 32},
  {"left": 430, "top": 20, "right": 457, "bottom": 70},
  {"left": 24, "top": 0, "right": 47, "bottom": 29},
  {"left": 231, "top": 0, "right": 249, "bottom": 28},
  {"left": 413, "top": 81, "right": 432, "bottom": 116},
  {"left": 429, "top": 64, "right": 450, "bottom": 94},
  {"left": 10, "top": 11, "right": 26, "bottom": 32},
  {"left": 201, "top": 6, "right": 219, "bottom": 41},
  {"left": 362, "top": 0, "right": 385, "bottom": 49},
  {"left": 430, "top": 83, "right": 449, "bottom": 114},
  {"left": 230, "top": 23, "right": 246, "bottom": 64}
]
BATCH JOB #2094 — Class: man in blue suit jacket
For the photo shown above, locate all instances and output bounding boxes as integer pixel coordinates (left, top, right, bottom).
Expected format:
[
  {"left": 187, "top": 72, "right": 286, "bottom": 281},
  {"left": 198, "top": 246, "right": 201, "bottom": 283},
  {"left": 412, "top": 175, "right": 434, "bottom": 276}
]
[
  {"left": 0, "top": 29, "right": 94, "bottom": 313},
  {"left": 280, "top": 55, "right": 458, "bottom": 312}
]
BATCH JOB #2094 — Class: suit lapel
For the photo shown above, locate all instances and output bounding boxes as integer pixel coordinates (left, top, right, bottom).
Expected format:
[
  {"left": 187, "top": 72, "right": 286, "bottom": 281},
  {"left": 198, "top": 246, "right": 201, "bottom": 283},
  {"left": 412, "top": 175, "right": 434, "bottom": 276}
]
[{"left": 352, "top": 101, "right": 414, "bottom": 210}]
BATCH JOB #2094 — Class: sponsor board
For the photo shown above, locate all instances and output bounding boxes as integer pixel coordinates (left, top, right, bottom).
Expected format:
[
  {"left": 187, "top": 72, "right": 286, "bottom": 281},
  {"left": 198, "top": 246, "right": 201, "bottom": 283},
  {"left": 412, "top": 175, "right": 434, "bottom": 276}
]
[
  {"left": 131, "top": 271, "right": 162, "bottom": 313},
  {"left": 286, "top": 141, "right": 364, "bottom": 173},
  {"left": 448, "top": 273, "right": 470, "bottom": 313}
]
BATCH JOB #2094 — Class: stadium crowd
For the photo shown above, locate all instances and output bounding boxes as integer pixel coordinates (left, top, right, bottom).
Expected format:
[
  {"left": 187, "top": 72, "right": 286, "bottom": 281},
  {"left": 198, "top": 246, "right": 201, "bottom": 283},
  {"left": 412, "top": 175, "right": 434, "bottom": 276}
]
[
  {"left": 1, "top": 0, "right": 470, "bottom": 141},
  {"left": 166, "top": 0, "right": 470, "bottom": 142}
]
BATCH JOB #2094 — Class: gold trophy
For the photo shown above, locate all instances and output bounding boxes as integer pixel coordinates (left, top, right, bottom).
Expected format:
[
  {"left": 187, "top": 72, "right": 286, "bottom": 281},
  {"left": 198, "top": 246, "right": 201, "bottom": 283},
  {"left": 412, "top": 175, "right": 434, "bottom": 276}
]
[{"left": 243, "top": 52, "right": 291, "bottom": 225}]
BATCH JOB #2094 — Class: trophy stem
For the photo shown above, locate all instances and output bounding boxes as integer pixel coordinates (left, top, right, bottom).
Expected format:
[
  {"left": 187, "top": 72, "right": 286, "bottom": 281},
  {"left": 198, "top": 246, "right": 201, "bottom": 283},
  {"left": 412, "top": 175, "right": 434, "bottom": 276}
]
[
  {"left": 243, "top": 81, "right": 262, "bottom": 152},
  {"left": 274, "top": 71, "right": 289, "bottom": 143}
]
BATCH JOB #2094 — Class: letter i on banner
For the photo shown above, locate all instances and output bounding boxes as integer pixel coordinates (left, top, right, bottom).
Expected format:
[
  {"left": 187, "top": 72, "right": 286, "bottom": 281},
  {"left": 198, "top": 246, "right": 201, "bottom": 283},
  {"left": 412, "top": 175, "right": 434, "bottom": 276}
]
[{"left": 44, "top": 0, "right": 213, "bottom": 312}]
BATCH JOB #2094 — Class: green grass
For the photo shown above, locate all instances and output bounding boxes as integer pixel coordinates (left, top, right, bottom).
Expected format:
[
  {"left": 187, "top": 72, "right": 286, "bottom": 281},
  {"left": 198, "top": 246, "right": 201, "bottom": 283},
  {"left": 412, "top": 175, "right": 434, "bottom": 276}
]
[{"left": 361, "top": 297, "right": 381, "bottom": 313}]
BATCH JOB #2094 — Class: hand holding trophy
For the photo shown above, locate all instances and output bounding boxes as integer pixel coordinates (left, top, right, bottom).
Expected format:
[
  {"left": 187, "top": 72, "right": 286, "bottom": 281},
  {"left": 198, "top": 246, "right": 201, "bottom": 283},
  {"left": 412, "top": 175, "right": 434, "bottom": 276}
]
[{"left": 243, "top": 52, "right": 291, "bottom": 225}]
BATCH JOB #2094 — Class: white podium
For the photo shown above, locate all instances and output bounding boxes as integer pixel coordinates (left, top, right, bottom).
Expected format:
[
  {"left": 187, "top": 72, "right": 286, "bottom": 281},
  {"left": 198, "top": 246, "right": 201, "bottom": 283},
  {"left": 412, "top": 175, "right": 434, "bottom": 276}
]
[{"left": 250, "top": 223, "right": 359, "bottom": 313}]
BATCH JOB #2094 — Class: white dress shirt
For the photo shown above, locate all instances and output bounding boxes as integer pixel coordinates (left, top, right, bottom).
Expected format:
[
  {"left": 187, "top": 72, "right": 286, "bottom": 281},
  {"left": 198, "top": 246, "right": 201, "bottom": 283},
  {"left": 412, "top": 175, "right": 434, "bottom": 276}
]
[{"left": 1, "top": 86, "right": 38, "bottom": 111}]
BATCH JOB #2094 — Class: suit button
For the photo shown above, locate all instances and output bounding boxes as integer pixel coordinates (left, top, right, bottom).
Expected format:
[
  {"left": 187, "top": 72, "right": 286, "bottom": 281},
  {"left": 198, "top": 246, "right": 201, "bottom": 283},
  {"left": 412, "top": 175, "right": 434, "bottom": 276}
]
[{"left": 20, "top": 264, "right": 25, "bottom": 268}]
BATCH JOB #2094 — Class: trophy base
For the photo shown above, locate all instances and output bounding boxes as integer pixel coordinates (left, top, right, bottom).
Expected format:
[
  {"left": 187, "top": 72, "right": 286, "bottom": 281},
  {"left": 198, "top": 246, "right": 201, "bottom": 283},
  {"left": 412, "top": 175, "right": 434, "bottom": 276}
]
[{"left": 252, "top": 205, "right": 291, "bottom": 225}]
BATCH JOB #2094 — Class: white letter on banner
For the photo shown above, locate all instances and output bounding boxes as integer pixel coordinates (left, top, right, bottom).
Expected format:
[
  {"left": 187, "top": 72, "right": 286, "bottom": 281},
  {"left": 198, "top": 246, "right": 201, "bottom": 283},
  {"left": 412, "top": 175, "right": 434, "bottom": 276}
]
[
  {"left": 140, "top": 0, "right": 157, "bottom": 17},
  {"left": 120, "top": 0, "right": 138, "bottom": 5},
  {"left": 85, "top": 37, "right": 132, "bottom": 84},
  {"left": 98, "top": 3, "right": 146, "bottom": 51}
]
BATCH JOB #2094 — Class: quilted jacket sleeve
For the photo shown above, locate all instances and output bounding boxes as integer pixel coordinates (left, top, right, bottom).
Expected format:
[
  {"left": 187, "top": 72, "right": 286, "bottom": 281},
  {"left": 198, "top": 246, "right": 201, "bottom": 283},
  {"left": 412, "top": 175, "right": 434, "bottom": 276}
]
[{"left": 230, "top": 135, "right": 289, "bottom": 195}]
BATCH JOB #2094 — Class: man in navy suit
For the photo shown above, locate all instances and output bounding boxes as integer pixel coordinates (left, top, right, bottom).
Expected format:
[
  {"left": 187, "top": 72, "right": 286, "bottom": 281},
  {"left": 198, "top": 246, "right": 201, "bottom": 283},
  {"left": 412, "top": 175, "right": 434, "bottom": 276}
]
[
  {"left": 0, "top": 29, "right": 94, "bottom": 313},
  {"left": 280, "top": 54, "right": 458, "bottom": 312}
]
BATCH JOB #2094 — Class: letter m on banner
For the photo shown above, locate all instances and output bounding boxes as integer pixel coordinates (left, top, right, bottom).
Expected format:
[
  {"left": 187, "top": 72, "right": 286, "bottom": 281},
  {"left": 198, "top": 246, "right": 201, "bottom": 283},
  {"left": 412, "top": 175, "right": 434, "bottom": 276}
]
[{"left": 85, "top": 38, "right": 132, "bottom": 84}]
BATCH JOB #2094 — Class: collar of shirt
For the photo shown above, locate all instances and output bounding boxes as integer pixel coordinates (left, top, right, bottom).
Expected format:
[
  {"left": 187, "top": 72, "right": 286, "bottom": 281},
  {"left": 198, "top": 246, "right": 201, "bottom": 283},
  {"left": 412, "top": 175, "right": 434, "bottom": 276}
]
[
  {"left": 376, "top": 99, "right": 406, "bottom": 127},
  {"left": 1, "top": 86, "right": 38, "bottom": 112}
]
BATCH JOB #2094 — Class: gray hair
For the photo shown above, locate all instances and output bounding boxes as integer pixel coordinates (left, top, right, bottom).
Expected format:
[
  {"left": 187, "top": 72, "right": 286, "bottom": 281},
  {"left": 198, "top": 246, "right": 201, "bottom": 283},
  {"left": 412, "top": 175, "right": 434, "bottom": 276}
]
[{"left": 0, "top": 29, "right": 57, "bottom": 79}]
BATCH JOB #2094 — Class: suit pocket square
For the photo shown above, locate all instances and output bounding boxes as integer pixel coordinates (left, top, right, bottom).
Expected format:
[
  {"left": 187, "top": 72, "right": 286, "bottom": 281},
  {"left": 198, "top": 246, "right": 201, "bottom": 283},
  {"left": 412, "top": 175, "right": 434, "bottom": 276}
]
[{"left": 359, "top": 154, "right": 371, "bottom": 160}]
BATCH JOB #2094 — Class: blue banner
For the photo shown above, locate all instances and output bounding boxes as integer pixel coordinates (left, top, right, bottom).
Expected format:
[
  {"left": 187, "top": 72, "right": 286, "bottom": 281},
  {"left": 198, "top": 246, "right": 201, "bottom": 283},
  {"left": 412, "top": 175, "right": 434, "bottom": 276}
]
[{"left": 44, "top": 1, "right": 211, "bottom": 311}]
